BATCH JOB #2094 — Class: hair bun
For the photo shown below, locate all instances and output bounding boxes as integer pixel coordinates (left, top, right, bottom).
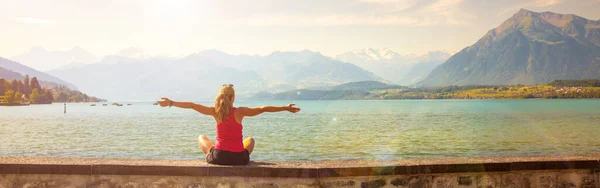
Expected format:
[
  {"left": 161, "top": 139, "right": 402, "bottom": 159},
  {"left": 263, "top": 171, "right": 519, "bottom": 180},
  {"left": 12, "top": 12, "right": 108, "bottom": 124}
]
[{"left": 220, "top": 85, "right": 235, "bottom": 95}]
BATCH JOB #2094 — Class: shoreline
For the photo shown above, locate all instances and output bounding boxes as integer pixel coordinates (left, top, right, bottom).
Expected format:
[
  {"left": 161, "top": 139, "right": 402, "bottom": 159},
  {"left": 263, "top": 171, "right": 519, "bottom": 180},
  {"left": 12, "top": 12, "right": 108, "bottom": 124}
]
[
  {"left": 0, "top": 103, "right": 30, "bottom": 106},
  {"left": 2, "top": 154, "right": 600, "bottom": 168}
]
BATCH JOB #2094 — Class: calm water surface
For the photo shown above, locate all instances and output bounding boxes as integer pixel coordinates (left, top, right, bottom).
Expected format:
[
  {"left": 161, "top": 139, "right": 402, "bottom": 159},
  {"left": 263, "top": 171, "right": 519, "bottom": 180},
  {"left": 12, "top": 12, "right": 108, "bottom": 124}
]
[{"left": 1, "top": 100, "right": 600, "bottom": 161}]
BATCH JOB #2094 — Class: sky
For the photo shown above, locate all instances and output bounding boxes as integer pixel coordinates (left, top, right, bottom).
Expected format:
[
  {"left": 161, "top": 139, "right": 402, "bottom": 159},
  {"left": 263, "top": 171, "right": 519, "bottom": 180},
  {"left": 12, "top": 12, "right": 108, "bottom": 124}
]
[{"left": 1, "top": 0, "right": 599, "bottom": 58}]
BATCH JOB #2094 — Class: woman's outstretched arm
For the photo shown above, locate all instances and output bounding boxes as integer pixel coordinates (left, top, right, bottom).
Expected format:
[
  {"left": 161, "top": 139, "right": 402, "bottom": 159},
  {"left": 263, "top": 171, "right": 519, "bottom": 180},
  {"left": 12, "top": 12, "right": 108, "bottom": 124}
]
[
  {"left": 238, "top": 104, "right": 300, "bottom": 117},
  {"left": 157, "top": 98, "right": 215, "bottom": 116}
]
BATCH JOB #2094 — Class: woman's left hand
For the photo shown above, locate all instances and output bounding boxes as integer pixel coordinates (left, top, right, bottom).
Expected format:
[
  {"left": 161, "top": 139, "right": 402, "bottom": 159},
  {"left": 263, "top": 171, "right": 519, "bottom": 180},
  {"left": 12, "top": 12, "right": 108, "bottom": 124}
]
[{"left": 285, "top": 103, "right": 301, "bottom": 113}]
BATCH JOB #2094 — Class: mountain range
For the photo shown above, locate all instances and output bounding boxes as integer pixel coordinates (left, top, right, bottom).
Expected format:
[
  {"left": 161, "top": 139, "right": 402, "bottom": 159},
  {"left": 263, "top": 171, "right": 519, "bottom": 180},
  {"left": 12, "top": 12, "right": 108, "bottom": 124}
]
[
  {"left": 335, "top": 49, "right": 451, "bottom": 85},
  {"left": 6, "top": 9, "right": 600, "bottom": 100},
  {"left": 10, "top": 47, "right": 163, "bottom": 72},
  {"left": 48, "top": 50, "right": 384, "bottom": 101},
  {"left": 420, "top": 9, "right": 600, "bottom": 86},
  {"left": 10, "top": 46, "right": 98, "bottom": 72}
]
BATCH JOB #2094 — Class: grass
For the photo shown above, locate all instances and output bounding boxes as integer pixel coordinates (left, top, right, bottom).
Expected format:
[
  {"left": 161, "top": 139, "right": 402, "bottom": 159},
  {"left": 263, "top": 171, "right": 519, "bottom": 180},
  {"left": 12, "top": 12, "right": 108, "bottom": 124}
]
[{"left": 372, "top": 85, "right": 600, "bottom": 99}]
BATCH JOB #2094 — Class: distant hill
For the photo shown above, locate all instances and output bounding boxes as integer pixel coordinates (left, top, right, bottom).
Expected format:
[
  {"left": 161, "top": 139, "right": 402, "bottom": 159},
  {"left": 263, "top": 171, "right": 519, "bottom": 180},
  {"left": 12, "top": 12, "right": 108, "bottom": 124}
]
[
  {"left": 0, "top": 67, "right": 105, "bottom": 103},
  {"left": 0, "top": 57, "right": 77, "bottom": 89},
  {"left": 548, "top": 79, "right": 600, "bottom": 87},
  {"left": 259, "top": 80, "right": 600, "bottom": 100},
  {"left": 270, "top": 89, "right": 374, "bottom": 100},
  {"left": 49, "top": 50, "right": 383, "bottom": 101},
  {"left": 10, "top": 46, "right": 98, "bottom": 71},
  {"left": 0, "top": 67, "right": 24, "bottom": 81},
  {"left": 421, "top": 9, "right": 600, "bottom": 86},
  {"left": 254, "top": 81, "right": 404, "bottom": 100},
  {"left": 332, "top": 80, "right": 402, "bottom": 91},
  {"left": 0, "top": 66, "right": 67, "bottom": 87},
  {"left": 257, "top": 50, "right": 384, "bottom": 87}
]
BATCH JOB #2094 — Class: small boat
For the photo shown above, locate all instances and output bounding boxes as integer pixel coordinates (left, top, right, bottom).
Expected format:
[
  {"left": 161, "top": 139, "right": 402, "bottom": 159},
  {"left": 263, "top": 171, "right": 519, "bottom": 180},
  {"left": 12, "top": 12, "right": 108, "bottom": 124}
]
[
  {"left": 102, "top": 104, "right": 108, "bottom": 106},
  {"left": 90, "top": 104, "right": 96, "bottom": 106},
  {"left": 111, "top": 103, "right": 119, "bottom": 106},
  {"left": 127, "top": 103, "right": 132, "bottom": 106},
  {"left": 116, "top": 103, "right": 123, "bottom": 106}
]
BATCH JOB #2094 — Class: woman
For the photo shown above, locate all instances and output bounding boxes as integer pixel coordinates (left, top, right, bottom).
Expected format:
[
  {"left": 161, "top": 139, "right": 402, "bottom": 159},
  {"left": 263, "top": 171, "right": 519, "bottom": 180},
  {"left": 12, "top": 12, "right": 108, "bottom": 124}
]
[{"left": 156, "top": 84, "right": 300, "bottom": 165}]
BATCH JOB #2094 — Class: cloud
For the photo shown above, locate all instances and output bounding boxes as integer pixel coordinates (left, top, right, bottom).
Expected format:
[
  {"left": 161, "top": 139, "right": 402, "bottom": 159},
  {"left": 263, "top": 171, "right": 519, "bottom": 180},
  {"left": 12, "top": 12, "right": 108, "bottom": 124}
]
[
  {"left": 358, "top": 0, "right": 418, "bottom": 11},
  {"left": 497, "top": 0, "right": 567, "bottom": 16},
  {"left": 416, "top": 0, "right": 473, "bottom": 25},
  {"left": 226, "top": 14, "right": 422, "bottom": 27},
  {"left": 224, "top": 0, "right": 473, "bottom": 27},
  {"left": 534, "top": 0, "right": 563, "bottom": 7},
  {"left": 359, "top": 0, "right": 407, "bottom": 3},
  {"left": 16, "top": 17, "right": 58, "bottom": 24}
]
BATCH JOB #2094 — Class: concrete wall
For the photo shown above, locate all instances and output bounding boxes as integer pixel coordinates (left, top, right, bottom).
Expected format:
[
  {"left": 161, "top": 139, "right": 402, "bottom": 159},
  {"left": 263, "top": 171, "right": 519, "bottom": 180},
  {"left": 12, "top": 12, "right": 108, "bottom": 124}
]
[
  {"left": 1, "top": 170, "right": 598, "bottom": 188},
  {"left": 1, "top": 155, "right": 599, "bottom": 188}
]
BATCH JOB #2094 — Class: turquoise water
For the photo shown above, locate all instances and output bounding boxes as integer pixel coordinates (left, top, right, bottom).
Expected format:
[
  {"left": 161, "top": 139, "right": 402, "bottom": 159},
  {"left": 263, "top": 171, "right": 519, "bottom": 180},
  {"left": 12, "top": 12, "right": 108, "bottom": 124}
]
[{"left": 1, "top": 100, "right": 600, "bottom": 161}]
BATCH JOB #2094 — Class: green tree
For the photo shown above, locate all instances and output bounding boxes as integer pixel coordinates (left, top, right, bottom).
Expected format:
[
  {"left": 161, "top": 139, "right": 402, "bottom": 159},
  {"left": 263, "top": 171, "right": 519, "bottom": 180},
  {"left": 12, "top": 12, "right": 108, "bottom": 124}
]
[
  {"left": 4, "top": 90, "right": 15, "bottom": 104},
  {"left": 14, "top": 91, "right": 23, "bottom": 104},
  {"left": 30, "top": 88, "right": 40, "bottom": 104}
]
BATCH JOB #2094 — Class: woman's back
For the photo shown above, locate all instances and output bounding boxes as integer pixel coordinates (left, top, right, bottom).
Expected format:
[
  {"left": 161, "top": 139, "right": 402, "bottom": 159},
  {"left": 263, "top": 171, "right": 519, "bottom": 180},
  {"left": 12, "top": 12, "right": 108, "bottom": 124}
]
[
  {"left": 215, "top": 107, "right": 244, "bottom": 152},
  {"left": 156, "top": 84, "right": 300, "bottom": 165}
]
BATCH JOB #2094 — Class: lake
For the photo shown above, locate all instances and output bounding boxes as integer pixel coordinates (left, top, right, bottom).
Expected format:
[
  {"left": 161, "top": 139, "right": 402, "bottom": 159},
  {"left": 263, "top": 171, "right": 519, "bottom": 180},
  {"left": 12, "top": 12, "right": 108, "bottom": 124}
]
[{"left": 1, "top": 100, "right": 600, "bottom": 161}]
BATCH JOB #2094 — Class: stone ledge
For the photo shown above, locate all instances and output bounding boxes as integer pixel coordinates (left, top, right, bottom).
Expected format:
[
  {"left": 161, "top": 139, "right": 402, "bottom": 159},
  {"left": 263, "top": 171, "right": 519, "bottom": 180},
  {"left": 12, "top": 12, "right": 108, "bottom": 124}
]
[{"left": 1, "top": 155, "right": 599, "bottom": 178}]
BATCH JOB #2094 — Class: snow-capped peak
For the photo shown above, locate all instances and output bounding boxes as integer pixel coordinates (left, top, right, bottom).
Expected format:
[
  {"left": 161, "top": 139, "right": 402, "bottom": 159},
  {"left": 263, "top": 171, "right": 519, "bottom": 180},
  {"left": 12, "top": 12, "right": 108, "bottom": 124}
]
[{"left": 347, "top": 48, "right": 401, "bottom": 60}]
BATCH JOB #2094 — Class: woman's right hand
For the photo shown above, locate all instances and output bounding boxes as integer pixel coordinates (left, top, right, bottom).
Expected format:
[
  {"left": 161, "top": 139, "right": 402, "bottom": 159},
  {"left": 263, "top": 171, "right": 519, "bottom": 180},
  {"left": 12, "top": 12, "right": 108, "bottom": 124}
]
[
  {"left": 285, "top": 104, "right": 301, "bottom": 113},
  {"left": 157, "top": 98, "right": 172, "bottom": 107}
]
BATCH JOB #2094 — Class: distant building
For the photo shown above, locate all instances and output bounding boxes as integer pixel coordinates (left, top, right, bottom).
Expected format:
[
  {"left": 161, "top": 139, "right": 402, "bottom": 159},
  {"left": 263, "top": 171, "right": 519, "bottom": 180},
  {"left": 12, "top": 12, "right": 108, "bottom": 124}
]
[{"left": 20, "top": 94, "right": 29, "bottom": 105}]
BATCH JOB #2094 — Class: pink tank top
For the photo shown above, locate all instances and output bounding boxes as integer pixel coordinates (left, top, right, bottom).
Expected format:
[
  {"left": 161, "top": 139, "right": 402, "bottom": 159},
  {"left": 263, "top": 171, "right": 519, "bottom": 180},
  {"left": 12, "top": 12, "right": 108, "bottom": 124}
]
[{"left": 215, "top": 107, "right": 244, "bottom": 152}]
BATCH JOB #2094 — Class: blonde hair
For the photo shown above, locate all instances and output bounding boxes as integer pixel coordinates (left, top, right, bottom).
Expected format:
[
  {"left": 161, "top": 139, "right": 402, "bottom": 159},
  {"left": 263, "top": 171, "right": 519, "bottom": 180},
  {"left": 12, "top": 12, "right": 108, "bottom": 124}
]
[{"left": 214, "top": 84, "right": 235, "bottom": 122}]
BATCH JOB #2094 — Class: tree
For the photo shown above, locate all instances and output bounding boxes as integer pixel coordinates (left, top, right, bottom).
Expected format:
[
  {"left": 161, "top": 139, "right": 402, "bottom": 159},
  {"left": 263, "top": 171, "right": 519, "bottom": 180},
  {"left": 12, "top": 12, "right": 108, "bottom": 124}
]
[
  {"left": 3, "top": 80, "right": 10, "bottom": 94},
  {"left": 0, "top": 78, "right": 4, "bottom": 95},
  {"left": 10, "top": 79, "right": 18, "bottom": 92},
  {"left": 14, "top": 91, "right": 23, "bottom": 104},
  {"left": 57, "top": 91, "right": 69, "bottom": 102},
  {"left": 45, "top": 89, "right": 54, "bottom": 103},
  {"left": 30, "top": 88, "right": 40, "bottom": 104},
  {"left": 17, "top": 80, "right": 24, "bottom": 94},
  {"left": 4, "top": 90, "right": 15, "bottom": 104},
  {"left": 30, "top": 77, "right": 41, "bottom": 91},
  {"left": 23, "top": 75, "right": 30, "bottom": 95},
  {"left": 70, "top": 94, "right": 83, "bottom": 103}
]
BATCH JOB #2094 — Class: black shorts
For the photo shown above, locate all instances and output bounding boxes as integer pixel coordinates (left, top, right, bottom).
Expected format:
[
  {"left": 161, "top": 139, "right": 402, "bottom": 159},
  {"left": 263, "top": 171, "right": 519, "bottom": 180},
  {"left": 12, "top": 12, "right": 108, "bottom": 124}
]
[{"left": 206, "top": 147, "right": 250, "bottom": 165}]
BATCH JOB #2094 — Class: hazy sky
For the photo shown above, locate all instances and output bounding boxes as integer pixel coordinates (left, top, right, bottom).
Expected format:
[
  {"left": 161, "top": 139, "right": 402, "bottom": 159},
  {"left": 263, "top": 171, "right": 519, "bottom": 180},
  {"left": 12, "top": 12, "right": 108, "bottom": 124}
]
[{"left": 1, "top": 0, "right": 599, "bottom": 58}]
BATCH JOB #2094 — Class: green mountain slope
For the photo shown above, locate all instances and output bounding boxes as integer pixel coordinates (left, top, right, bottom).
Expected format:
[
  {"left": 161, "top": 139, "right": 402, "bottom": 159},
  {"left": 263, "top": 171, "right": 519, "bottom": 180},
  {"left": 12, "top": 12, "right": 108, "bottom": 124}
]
[{"left": 420, "top": 9, "right": 600, "bottom": 86}]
